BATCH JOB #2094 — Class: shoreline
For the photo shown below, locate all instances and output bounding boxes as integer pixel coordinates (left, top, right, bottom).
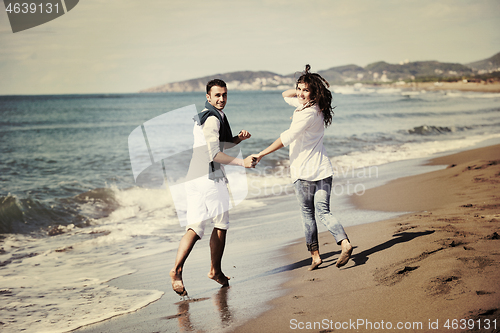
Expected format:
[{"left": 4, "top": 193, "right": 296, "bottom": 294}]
[
  {"left": 233, "top": 144, "right": 500, "bottom": 332},
  {"left": 407, "top": 81, "right": 500, "bottom": 93},
  {"left": 278, "top": 81, "right": 500, "bottom": 94},
  {"left": 402, "top": 81, "right": 500, "bottom": 93},
  {"left": 352, "top": 81, "right": 500, "bottom": 94}
]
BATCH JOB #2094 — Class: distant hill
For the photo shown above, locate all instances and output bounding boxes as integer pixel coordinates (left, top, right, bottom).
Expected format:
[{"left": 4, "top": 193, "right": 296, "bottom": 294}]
[
  {"left": 466, "top": 52, "right": 500, "bottom": 72},
  {"left": 363, "top": 61, "right": 473, "bottom": 81},
  {"left": 141, "top": 71, "right": 293, "bottom": 93},
  {"left": 141, "top": 52, "right": 500, "bottom": 92},
  {"left": 317, "top": 65, "right": 365, "bottom": 83}
]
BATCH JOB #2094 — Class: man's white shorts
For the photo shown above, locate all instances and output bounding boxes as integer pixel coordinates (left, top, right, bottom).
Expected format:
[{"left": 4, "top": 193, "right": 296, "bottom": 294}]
[{"left": 185, "top": 177, "right": 231, "bottom": 239}]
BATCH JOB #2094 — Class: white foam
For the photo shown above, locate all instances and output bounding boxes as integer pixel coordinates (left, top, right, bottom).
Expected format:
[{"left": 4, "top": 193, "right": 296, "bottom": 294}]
[
  {"left": 332, "top": 85, "right": 377, "bottom": 95},
  {"left": 401, "top": 91, "right": 420, "bottom": 96},
  {"left": 246, "top": 170, "right": 294, "bottom": 199},
  {"left": 1, "top": 244, "right": 163, "bottom": 333},
  {"left": 331, "top": 133, "right": 500, "bottom": 170},
  {"left": 332, "top": 85, "right": 403, "bottom": 95},
  {"left": 376, "top": 88, "right": 401, "bottom": 94},
  {"left": 444, "top": 91, "right": 500, "bottom": 99},
  {"left": 445, "top": 92, "right": 463, "bottom": 98},
  {"left": 464, "top": 92, "right": 500, "bottom": 99},
  {"left": 0, "top": 186, "right": 186, "bottom": 333},
  {"left": 108, "top": 186, "right": 178, "bottom": 224}
]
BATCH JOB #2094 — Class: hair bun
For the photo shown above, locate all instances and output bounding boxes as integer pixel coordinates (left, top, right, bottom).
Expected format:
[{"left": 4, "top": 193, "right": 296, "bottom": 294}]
[{"left": 304, "top": 64, "right": 311, "bottom": 74}]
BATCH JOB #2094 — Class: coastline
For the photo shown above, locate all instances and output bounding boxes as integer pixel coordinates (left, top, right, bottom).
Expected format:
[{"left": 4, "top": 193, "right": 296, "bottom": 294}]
[
  {"left": 233, "top": 144, "right": 500, "bottom": 332},
  {"left": 401, "top": 81, "right": 500, "bottom": 93}
]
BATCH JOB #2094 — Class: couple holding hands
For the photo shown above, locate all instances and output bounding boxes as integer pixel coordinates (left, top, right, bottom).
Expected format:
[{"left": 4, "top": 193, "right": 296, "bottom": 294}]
[{"left": 170, "top": 65, "right": 353, "bottom": 297}]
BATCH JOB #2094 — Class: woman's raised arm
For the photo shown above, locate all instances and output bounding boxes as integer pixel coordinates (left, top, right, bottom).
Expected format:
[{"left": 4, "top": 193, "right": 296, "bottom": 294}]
[{"left": 282, "top": 88, "right": 296, "bottom": 98}]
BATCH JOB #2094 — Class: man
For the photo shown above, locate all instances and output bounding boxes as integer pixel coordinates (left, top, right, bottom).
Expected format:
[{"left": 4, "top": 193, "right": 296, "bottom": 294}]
[{"left": 169, "top": 79, "right": 255, "bottom": 296}]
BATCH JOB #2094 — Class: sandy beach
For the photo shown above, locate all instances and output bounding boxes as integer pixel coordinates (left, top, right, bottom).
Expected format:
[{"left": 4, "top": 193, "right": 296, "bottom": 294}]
[
  {"left": 234, "top": 144, "right": 500, "bottom": 332},
  {"left": 72, "top": 144, "right": 500, "bottom": 333}
]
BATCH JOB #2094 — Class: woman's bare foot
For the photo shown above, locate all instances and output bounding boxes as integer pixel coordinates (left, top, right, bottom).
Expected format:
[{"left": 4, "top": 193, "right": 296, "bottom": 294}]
[
  {"left": 170, "top": 268, "right": 187, "bottom": 296},
  {"left": 336, "top": 239, "right": 353, "bottom": 268},
  {"left": 308, "top": 258, "right": 323, "bottom": 271},
  {"left": 208, "top": 271, "right": 230, "bottom": 287},
  {"left": 308, "top": 250, "right": 322, "bottom": 271}
]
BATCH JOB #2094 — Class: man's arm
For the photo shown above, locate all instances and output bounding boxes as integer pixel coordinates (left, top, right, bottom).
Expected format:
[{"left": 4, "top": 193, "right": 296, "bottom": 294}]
[
  {"left": 213, "top": 152, "right": 256, "bottom": 168},
  {"left": 204, "top": 117, "right": 255, "bottom": 167}
]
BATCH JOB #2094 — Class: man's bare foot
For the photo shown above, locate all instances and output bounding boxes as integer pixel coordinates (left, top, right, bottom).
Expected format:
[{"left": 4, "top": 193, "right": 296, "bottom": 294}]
[
  {"left": 208, "top": 271, "right": 230, "bottom": 287},
  {"left": 308, "top": 258, "right": 323, "bottom": 271},
  {"left": 336, "top": 239, "right": 353, "bottom": 268},
  {"left": 170, "top": 268, "right": 187, "bottom": 296}
]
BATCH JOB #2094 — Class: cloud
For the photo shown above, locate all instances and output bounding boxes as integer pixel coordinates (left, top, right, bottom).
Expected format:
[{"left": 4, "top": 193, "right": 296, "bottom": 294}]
[{"left": 0, "top": 0, "right": 499, "bottom": 94}]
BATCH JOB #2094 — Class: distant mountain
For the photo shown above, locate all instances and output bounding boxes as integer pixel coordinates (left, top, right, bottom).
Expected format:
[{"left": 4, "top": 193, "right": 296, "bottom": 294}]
[
  {"left": 363, "top": 61, "right": 473, "bottom": 81},
  {"left": 466, "top": 52, "right": 500, "bottom": 72},
  {"left": 140, "top": 71, "right": 293, "bottom": 93},
  {"left": 317, "top": 65, "right": 365, "bottom": 83},
  {"left": 141, "top": 52, "right": 500, "bottom": 92}
]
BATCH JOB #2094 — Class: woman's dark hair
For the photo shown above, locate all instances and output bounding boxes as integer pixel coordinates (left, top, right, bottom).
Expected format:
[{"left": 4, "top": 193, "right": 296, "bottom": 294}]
[
  {"left": 296, "top": 64, "right": 334, "bottom": 127},
  {"left": 206, "top": 79, "right": 227, "bottom": 94}
]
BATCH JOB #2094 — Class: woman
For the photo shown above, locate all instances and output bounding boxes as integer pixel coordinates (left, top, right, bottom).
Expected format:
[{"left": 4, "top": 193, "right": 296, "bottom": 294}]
[{"left": 253, "top": 65, "right": 352, "bottom": 270}]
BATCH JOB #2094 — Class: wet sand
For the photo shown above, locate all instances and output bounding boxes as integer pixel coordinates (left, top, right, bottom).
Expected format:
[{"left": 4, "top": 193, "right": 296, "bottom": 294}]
[
  {"left": 234, "top": 144, "right": 500, "bottom": 332},
  {"left": 74, "top": 194, "right": 308, "bottom": 333}
]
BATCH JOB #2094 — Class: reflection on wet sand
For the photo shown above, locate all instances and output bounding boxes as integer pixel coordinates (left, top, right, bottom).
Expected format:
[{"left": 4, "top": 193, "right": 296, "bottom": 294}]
[
  {"left": 176, "top": 301, "right": 194, "bottom": 331},
  {"left": 164, "top": 286, "right": 233, "bottom": 331},
  {"left": 214, "top": 286, "right": 232, "bottom": 327}
]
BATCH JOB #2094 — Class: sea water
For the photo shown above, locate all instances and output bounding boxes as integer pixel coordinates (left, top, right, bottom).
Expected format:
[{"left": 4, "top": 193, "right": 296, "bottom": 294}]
[{"left": 1, "top": 88, "right": 500, "bottom": 332}]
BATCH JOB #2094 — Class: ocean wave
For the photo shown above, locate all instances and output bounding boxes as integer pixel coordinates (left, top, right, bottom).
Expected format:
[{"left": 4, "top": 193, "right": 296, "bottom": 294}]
[
  {"left": 330, "top": 133, "right": 500, "bottom": 170},
  {"left": 0, "top": 196, "right": 24, "bottom": 234},
  {"left": 68, "top": 188, "right": 120, "bottom": 218},
  {"left": 0, "top": 195, "right": 81, "bottom": 235},
  {"left": 444, "top": 92, "right": 500, "bottom": 99},
  {"left": 0, "top": 188, "right": 123, "bottom": 235},
  {"left": 0, "top": 179, "right": 267, "bottom": 236},
  {"left": 0, "top": 185, "right": 184, "bottom": 332},
  {"left": 408, "top": 125, "right": 455, "bottom": 135}
]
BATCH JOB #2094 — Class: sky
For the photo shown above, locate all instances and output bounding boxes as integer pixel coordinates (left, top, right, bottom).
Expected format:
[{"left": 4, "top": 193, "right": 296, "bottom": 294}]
[{"left": 0, "top": 0, "right": 499, "bottom": 95}]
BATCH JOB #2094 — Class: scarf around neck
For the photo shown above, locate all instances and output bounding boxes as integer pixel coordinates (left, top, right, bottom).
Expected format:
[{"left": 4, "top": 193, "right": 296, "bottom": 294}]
[{"left": 193, "top": 101, "right": 234, "bottom": 181}]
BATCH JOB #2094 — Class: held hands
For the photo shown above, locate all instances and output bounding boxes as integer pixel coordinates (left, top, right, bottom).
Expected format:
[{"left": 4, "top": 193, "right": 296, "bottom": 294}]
[
  {"left": 243, "top": 155, "right": 258, "bottom": 168},
  {"left": 250, "top": 154, "right": 263, "bottom": 165},
  {"left": 243, "top": 137, "right": 281, "bottom": 169},
  {"left": 242, "top": 154, "right": 263, "bottom": 168}
]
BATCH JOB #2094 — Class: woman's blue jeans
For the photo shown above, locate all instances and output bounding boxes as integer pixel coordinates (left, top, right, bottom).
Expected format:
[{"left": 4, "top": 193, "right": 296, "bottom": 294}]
[{"left": 293, "top": 176, "right": 348, "bottom": 251}]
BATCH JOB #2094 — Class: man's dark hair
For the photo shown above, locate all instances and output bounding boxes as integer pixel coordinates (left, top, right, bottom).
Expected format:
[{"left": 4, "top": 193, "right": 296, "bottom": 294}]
[{"left": 206, "top": 79, "right": 227, "bottom": 94}]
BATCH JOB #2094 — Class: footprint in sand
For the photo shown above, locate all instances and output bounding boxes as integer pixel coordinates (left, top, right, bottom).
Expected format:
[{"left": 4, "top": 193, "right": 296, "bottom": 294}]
[{"left": 427, "top": 275, "right": 461, "bottom": 296}]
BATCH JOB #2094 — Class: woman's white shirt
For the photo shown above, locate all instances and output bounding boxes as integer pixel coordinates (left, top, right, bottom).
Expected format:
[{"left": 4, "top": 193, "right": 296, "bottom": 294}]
[{"left": 280, "top": 97, "right": 333, "bottom": 182}]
